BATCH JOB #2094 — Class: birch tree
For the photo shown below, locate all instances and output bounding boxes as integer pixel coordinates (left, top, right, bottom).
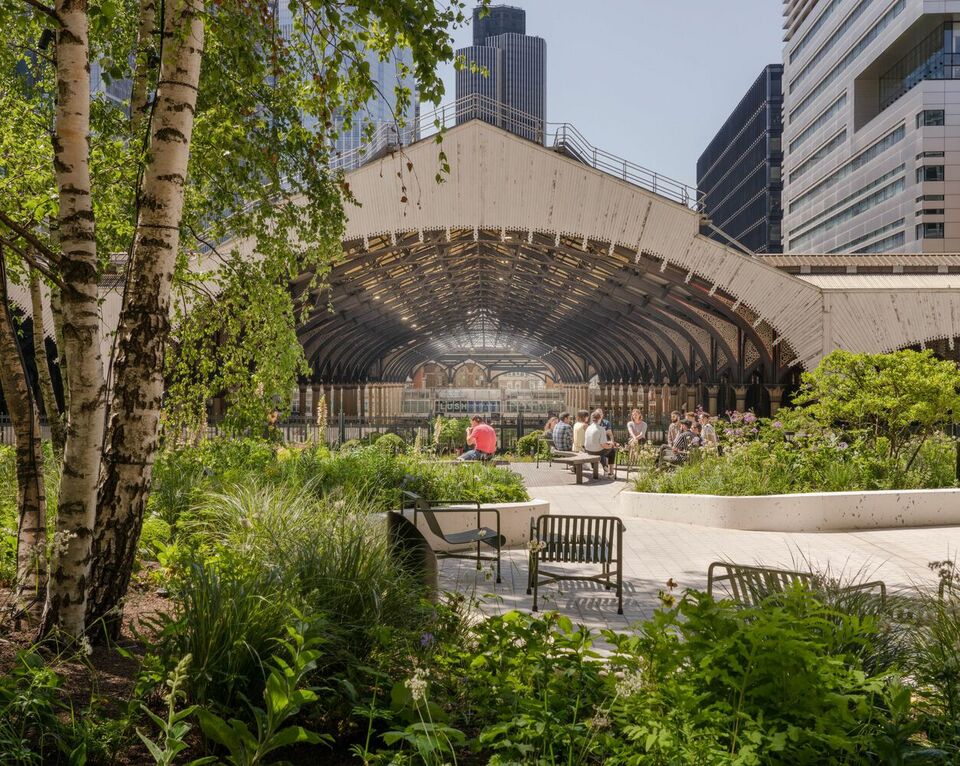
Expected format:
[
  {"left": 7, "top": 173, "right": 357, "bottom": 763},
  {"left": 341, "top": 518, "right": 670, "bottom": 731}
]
[{"left": 2, "top": 0, "right": 480, "bottom": 640}]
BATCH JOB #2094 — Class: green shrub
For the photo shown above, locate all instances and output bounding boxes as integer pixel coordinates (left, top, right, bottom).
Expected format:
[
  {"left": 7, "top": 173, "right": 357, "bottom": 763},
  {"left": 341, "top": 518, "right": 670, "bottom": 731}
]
[
  {"left": 370, "top": 589, "right": 908, "bottom": 765},
  {"left": 514, "top": 432, "right": 548, "bottom": 458},
  {"left": 373, "top": 433, "right": 406, "bottom": 455}
]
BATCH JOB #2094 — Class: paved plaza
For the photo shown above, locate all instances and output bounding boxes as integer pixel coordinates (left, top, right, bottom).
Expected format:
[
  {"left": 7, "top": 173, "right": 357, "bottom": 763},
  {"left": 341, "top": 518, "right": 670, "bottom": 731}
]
[{"left": 438, "top": 462, "right": 960, "bottom": 633}]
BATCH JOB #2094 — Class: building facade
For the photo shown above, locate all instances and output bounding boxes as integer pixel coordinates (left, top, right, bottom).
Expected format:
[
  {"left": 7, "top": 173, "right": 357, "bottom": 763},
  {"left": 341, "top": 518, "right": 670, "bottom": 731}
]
[
  {"left": 456, "top": 5, "right": 547, "bottom": 142},
  {"left": 697, "top": 64, "right": 784, "bottom": 254},
  {"left": 782, "top": 0, "right": 960, "bottom": 253}
]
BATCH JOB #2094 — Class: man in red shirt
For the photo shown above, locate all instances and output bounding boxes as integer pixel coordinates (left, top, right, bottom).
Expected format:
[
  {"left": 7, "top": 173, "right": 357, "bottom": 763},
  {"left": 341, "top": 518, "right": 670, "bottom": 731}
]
[{"left": 459, "top": 415, "right": 497, "bottom": 460}]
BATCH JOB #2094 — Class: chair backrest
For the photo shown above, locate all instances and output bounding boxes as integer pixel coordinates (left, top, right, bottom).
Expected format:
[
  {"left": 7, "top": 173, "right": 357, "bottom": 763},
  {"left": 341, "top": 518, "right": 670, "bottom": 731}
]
[
  {"left": 532, "top": 514, "right": 624, "bottom": 564},
  {"left": 402, "top": 490, "right": 447, "bottom": 538},
  {"left": 707, "top": 562, "right": 815, "bottom": 606}
]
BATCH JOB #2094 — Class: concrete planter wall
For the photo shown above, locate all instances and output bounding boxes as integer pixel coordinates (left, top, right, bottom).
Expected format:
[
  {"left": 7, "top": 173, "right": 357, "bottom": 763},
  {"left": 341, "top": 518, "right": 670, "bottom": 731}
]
[
  {"left": 618, "top": 488, "right": 960, "bottom": 532},
  {"left": 398, "top": 499, "right": 550, "bottom": 552}
]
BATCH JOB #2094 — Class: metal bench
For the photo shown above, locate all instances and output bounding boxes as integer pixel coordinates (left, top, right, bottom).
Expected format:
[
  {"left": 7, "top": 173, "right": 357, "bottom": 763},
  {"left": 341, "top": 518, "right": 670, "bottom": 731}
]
[
  {"left": 402, "top": 490, "right": 504, "bottom": 582},
  {"left": 527, "top": 514, "right": 626, "bottom": 614},
  {"left": 706, "top": 561, "right": 887, "bottom": 610},
  {"left": 550, "top": 453, "right": 602, "bottom": 484}
]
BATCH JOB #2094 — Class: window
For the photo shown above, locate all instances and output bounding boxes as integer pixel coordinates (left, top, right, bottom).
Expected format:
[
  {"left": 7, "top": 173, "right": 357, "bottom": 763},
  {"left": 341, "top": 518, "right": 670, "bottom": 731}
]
[
  {"left": 917, "top": 109, "right": 945, "bottom": 127},
  {"left": 789, "top": 0, "right": 873, "bottom": 94},
  {"left": 788, "top": 94, "right": 846, "bottom": 154},
  {"left": 916, "top": 222, "right": 945, "bottom": 239},
  {"left": 916, "top": 194, "right": 945, "bottom": 202},
  {"left": 918, "top": 208, "right": 945, "bottom": 215},
  {"left": 917, "top": 165, "right": 945, "bottom": 182},
  {"left": 769, "top": 165, "right": 782, "bottom": 182},
  {"left": 916, "top": 151, "right": 945, "bottom": 158}
]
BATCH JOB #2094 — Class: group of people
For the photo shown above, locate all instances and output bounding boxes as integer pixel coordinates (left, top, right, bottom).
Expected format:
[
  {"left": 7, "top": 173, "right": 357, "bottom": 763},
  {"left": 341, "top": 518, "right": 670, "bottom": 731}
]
[
  {"left": 664, "top": 409, "right": 718, "bottom": 461},
  {"left": 458, "top": 407, "right": 721, "bottom": 467},
  {"left": 545, "top": 408, "right": 645, "bottom": 478}
]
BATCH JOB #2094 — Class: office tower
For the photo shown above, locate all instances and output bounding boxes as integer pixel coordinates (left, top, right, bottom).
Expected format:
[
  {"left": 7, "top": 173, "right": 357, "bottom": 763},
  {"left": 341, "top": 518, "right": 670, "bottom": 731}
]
[
  {"left": 782, "top": 0, "right": 960, "bottom": 253},
  {"left": 697, "top": 65, "right": 784, "bottom": 254},
  {"left": 272, "top": 0, "right": 419, "bottom": 164},
  {"left": 456, "top": 5, "right": 547, "bottom": 142}
]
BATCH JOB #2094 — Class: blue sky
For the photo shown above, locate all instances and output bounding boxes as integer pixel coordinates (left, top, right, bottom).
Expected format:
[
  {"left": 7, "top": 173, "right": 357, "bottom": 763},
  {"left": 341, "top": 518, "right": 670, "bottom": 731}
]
[{"left": 435, "top": 1, "right": 784, "bottom": 187}]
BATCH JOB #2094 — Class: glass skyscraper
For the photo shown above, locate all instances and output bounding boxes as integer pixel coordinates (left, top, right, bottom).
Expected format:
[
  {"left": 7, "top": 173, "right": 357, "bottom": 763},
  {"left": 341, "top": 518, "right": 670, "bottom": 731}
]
[
  {"left": 697, "top": 65, "right": 784, "bottom": 254},
  {"left": 272, "top": 0, "right": 419, "bottom": 164},
  {"left": 456, "top": 5, "right": 547, "bottom": 143}
]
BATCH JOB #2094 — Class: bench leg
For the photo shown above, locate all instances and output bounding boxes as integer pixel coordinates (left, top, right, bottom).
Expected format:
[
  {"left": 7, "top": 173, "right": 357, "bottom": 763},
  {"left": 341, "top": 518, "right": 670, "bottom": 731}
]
[
  {"left": 592, "top": 461, "right": 600, "bottom": 480},
  {"left": 575, "top": 463, "right": 583, "bottom": 484}
]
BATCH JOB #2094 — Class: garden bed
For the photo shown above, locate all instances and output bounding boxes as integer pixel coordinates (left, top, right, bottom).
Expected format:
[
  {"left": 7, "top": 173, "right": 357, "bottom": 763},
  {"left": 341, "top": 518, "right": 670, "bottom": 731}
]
[{"left": 619, "top": 487, "right": 960, "bottom": 532}]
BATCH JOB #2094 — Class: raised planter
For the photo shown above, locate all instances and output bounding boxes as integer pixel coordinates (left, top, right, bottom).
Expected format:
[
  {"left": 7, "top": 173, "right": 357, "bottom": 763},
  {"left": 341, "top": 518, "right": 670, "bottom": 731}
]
[
  {"left": 399, "top": 499, "right": 550, "bottom": 551},
  {"left": 618, "top": 488, "right": 960, "bottom": 532}
]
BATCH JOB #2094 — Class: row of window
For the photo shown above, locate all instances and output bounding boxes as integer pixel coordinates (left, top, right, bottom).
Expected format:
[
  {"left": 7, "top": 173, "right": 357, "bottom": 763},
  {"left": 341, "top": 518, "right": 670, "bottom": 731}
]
[
  {"left": 856, "top": 230, "right": 905, "bottom": 252},
  {"left": 789, "top": 93, "right": 846, "bottom": 155},
  {"left": 789, "top": 130, "right": 846, "bottom": 183},
  {"left": 789, "top": 0, "right": 905, "bottom": 124},
  {"left": 828, "top": 218, "right": 904, "bottom": 253},
  {"left": 787, "top": 125, "right": 904, "bottom": 214},
  {"left": 788, "top": 177, "right": 905, "bottom": 251},
  {"left": 790, "top": 164, "right": 905, "bottom": 237},
  {"left": 789, "top": 0, "right": 873, "bottom": 95},
  {"left": 879, "top": 24, "right": 960, "bottom": 111},
  {"left": 789, "top": 0, "right": 846, "bottom": 64}
]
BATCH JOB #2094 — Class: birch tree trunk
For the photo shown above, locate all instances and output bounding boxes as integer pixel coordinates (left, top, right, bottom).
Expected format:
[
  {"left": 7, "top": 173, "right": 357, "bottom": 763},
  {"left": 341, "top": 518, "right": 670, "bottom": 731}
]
[
  {"left": 30, "top": 269, "right": 66, "bottom": 454},
  {"left": 0, "top": 251, "right": 48, "bottom": 622},
  {"left": 129, "top": 0, "right": 158, "bottom": 137},
  {"left": 88, "top": 0, "right": 205, "bottom": 634},
  {"left": 39, "top": 0, "right": 106, "bottom": 639}
]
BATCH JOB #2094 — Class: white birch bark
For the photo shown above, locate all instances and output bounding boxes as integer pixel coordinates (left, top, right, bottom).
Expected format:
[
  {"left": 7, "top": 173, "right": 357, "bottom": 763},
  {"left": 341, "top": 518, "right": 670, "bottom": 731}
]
[
  {"left": 40, "top": 0, "right": 106, "bottom": 639},
  {"left": 0, "top": 254, "right": 48, "bottom": 621},
  {"left": 88, "top": 0, "right": 204, "bottom": 631}
]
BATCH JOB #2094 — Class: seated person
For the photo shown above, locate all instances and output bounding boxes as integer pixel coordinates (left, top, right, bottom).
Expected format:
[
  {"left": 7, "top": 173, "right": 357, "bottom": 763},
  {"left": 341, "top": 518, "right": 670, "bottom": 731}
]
[
  {"left": 551, "top": 411, "right": 573, "bottom": 452},
  {"left": 459, "top": 415, "right": 497, "bottom": 461},
  {"left": 583, "top": 409, "right": 616, "bottom": 476},
  {"left": 572, "top": 409, "right": 589, "bottom": 452},
  {"left": 660, "top": 419, "right": 693, "bottom": 466},
  {"left": 689, "top": 422, "right": 703, "bottom": 448},
  {"left": 627, "top": 409, "right": 647, "bottom": 449}
]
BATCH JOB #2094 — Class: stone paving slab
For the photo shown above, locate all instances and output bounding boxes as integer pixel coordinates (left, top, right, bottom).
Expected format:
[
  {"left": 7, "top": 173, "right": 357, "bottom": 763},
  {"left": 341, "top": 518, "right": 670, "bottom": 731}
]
[{"left": 437, "top": 462, "right": 960, "bottom": 633}]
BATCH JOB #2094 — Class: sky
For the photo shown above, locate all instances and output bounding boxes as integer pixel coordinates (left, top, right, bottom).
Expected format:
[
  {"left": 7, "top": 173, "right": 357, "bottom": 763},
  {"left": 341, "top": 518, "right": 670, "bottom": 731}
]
[{"left": 434, "top": 1, "right": 785, "bottom": 187}]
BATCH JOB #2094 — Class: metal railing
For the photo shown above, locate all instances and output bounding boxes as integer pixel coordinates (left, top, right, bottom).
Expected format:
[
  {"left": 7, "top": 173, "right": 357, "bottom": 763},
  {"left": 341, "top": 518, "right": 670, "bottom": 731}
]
[{"left": 330, "top": 93, "right": 704, "bottom": 211}]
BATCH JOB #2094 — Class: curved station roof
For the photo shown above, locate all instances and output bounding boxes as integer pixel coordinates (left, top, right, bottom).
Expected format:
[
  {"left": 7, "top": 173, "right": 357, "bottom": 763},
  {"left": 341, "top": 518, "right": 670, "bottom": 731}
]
[{"left": 294, "top": 119, "right": 960, "bottom": 385}]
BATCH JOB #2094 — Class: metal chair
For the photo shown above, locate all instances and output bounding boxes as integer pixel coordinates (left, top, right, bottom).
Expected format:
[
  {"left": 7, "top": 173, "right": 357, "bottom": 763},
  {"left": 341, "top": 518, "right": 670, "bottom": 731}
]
[
  {"left": 527, "top": 514, "right": 625, "bottom": 614},
  {"left": 706, "top": 561, "right": 887, "bottom": 610},
  {"left": 402, "top": 490, "right": 503, "bottom": 583}
]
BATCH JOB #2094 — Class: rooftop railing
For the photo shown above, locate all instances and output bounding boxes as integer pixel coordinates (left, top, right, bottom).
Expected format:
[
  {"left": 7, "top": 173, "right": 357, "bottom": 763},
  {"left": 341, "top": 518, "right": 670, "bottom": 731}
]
[{"left": 330, "top": 93, "right": 704, "bottom": 211}]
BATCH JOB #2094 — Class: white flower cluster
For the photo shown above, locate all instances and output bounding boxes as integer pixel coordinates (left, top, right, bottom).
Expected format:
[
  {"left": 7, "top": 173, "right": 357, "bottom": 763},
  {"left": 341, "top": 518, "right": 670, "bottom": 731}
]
[
  {"left": 527, "top": 538, "right": 547, "bottom": 552},
  {"left": 588, "top": 710, "right": 611, "bottom": 730},
  {"left": 78, "top": 636, "right": 93, "bottom": 656},
  {"left": 615, "top": 669, "right": 644, "bottom": 698},
  {"left": 405, "top": 670, "right": 428, "bottom": 702}
]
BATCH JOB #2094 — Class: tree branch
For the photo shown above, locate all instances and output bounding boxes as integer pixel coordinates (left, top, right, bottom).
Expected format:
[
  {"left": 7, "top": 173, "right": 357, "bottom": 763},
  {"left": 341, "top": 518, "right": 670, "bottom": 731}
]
[
  {"left": 20, "top": 0, "right": 60, "bottom": 23},
  {"left": 0, "top": 236, "right": 64, "bottom": 289},
  {"left": 0, "top": 212, "right": 61, "bottom": 269}
]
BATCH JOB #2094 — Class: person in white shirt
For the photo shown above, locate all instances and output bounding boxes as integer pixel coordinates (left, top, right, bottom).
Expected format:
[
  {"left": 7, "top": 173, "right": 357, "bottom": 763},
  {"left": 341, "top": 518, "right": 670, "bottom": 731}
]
[
  {"left": 626, "top": 409, "right": 647, "bottom": 449},
  {"left": 583, "top": 409, "right": 615, "bottom": 477},
  {"left": 699, "top": 412, "right": 718, "bottom": 449}
]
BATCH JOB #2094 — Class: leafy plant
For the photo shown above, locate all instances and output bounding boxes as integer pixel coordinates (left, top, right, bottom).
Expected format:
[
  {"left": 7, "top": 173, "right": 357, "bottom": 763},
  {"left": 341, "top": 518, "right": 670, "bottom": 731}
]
[
  {"left": 515, "top": 432, "right": 549, "bottom": 458},
  {"left": 137, "top": 654, "right": 215, "bottom": 766},
  {"left": 196, "top": 621, "right": 333, "bottom": 765}
]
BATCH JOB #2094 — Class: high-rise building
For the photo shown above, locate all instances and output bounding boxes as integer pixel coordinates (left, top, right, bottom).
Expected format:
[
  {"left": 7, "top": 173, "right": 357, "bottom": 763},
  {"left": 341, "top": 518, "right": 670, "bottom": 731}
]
[
  {"left": 782, "top": 0, "right": 960, "bottom": 253},
  {"left": 697, "top": 65, "right": 784, "bottom": 254},
  {"left": 272, "top": 0, "right": 419, "bottom": 164},
  {"left": 456, "top": 5, "right": 547, "bottom": 142}
]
